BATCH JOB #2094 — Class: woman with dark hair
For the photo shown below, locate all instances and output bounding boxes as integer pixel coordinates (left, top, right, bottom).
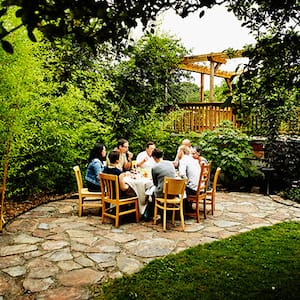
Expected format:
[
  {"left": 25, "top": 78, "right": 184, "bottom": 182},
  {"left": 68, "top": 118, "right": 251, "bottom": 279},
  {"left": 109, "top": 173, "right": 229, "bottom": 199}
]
[{"left": 85, "top": 143, "right": 106, "bottom": 191}]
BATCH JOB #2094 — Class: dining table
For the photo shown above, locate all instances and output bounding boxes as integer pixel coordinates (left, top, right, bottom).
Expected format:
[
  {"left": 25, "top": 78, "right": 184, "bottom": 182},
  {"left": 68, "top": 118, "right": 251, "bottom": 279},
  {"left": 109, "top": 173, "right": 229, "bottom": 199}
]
[{"left": 124, "top": 171, "right": 154, "bottom": 216}]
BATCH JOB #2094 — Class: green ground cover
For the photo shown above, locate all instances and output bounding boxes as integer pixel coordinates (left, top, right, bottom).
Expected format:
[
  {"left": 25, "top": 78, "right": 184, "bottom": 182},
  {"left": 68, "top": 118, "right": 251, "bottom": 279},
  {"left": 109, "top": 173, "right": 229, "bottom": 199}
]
[{"left": 91, "top": 221, "right": 300, "bottom": 299}]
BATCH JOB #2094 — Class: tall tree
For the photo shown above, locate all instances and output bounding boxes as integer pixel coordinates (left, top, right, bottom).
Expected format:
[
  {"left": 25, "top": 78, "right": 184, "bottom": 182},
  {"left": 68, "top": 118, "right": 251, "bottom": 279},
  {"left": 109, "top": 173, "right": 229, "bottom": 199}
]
[
  {"left": 0, "top": 0, "right": 219, "bottom": 53},
  {"left": 0, "top": 10, "right": 113, "bottom": 199},
  {"left": 227, "top": 0, "right": 299, "bottom": 188},
  {"left": 106, "top": 32, "right": 188, "bottom": 137},
  {"left": 227, "top": 0, "right": 299, "bottom": 137}
]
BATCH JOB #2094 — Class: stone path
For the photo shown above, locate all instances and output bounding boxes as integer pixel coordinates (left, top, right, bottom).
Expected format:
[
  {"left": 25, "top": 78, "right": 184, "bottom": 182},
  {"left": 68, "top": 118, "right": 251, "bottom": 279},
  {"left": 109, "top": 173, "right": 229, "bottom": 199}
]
[{"left": 0, "top": 192, "right": 299, "bottom": 299}]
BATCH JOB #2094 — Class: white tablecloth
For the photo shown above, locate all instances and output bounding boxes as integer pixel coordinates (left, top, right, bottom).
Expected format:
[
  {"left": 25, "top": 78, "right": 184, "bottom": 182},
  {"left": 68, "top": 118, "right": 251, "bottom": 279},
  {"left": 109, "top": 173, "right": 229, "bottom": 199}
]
[{"left": 124, "top": 175, "right": 153, "bottom": 215}]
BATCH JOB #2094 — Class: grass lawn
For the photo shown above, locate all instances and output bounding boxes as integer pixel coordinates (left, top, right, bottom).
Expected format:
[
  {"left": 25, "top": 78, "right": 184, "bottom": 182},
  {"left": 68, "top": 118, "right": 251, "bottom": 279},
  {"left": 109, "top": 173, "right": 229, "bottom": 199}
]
[{"left": 90, "top": 221, "right": 300, "bottom": 300}]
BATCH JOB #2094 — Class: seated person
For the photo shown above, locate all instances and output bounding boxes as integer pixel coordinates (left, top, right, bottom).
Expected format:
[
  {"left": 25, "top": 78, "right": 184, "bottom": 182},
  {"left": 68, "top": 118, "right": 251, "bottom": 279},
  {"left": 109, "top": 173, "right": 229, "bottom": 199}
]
[
  {"left": 107, "top": 138, "right": 133, "bottom": 171},
  {"left": 103, "top": 150, "right": 136, "bottom": 198},
  {"left": 136, "top": 141, "right": 156, "bottom": 169},
  {"left": 141, "top": 148, "right": 176, "bottom": 221},
  {"left": 191, "top": 146, "right": 208, "bottom": 166},
  {"left": 177, "top": 145, "right": 200, "bottom": 196},
  {"left": 85, "top": 143, "right": 107, "bottom": 192},
  {"left": 173, "top": 139, "right": 194, "bottom": 168},
  {"left": 151, "top": 148, "right": 176, "bottom": 198}
]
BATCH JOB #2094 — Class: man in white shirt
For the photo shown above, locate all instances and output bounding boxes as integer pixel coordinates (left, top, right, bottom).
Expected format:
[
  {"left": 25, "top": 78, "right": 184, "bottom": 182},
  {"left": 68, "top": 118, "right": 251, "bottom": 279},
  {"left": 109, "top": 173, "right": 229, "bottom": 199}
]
[
  {"left": 136, "top": 141, "right": 156, "bottom": 169},
  {"left": 177, "top": 145, "right": 200, "bottom": 195},
  {"left": 173, "top": 139, "right": 194, "bottom": 168}
]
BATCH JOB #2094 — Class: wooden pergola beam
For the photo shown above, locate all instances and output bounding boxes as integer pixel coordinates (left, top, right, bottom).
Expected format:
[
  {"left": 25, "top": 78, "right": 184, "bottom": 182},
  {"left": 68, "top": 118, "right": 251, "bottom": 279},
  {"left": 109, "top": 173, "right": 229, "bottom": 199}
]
[
  {"left": 179, "top": 50, "right": 245, "bottom": 103},
  {"left": 179, "top": 63, "right": 239, "bottom": 79},
  {"left": 181, "top": 50, "right": 244, "bottom": 64}
]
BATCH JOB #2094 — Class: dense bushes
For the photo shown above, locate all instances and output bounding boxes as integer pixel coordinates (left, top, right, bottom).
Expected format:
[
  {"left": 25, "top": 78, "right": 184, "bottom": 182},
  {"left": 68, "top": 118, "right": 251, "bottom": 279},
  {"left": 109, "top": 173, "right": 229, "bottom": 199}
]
[
  {"left": 186, "top": 123, "right": 263, "bottom": 191},
  {"left": 264, "top": 137, "right": 300, "bottom": 194},
  {"left": 280, "top": 182, "right": 300, "bottom": 203},
  {"left": 0, "top": 21, "right": 187, "bottom": 200},
  {"left": 1, "top": 10, "right": 298, "bottom": 201}
]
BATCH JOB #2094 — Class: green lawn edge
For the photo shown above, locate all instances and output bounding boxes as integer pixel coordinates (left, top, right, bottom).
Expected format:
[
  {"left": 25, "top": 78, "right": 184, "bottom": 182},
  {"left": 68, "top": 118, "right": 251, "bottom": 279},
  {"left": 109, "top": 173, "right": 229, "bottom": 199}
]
[{"left": 90, "top": 221, "right": 300, "bottom": 299}]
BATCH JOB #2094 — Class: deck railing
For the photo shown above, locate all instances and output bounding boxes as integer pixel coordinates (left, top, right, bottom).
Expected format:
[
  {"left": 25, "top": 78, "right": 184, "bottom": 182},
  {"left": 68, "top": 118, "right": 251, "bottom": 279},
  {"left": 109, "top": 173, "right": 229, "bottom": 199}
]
[
  {"left": 169, "top": 103, "right": 299, "bottom": 135},
  {"left": 170, "top": 103, "right": 237, "bottom": 133}
]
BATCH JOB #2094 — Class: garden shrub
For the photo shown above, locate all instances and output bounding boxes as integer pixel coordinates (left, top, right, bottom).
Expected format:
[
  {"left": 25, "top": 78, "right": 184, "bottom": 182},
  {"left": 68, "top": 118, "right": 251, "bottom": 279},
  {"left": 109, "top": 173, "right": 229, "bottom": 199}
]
[
  {"left": 191, "top": 122, "right": 263, "bottom": 191},
  {"left": 264, "top": 137, "right": 300, "bottom": 193},
  {"left": 280, "top": 181, "right": 300, "bottom": 203}
]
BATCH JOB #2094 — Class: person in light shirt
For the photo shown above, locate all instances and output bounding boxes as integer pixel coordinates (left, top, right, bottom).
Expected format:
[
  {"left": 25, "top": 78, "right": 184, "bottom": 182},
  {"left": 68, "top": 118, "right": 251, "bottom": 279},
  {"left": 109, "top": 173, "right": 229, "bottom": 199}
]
[
  {"left": 136, "top": 141, "right": 156, "bottom": 169},
  {"left": 173, "top": 139, "right": 194, "bottom": 168},
  {"left": 177, "top": 145, "right": 200, "bottom": 196},
  {"left": 107, "top": 138, "right": 133, "bottom": 171}
]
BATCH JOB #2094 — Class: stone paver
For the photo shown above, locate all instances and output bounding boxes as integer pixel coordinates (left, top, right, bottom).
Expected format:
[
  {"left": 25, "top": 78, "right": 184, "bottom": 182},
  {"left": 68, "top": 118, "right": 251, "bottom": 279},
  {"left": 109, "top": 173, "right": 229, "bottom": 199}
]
[{"left": 0, "top": 192, "right": 299, "bottom": 299}]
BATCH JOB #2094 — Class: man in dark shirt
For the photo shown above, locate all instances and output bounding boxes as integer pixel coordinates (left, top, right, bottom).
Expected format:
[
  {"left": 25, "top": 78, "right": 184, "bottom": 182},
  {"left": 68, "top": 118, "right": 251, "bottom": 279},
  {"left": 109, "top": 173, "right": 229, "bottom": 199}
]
[
  {"left": 103, "top": 150, "right": 136, "bottom": 198},
  {"left": 151, "top": 148, "right": 176, "bottom": 198}
]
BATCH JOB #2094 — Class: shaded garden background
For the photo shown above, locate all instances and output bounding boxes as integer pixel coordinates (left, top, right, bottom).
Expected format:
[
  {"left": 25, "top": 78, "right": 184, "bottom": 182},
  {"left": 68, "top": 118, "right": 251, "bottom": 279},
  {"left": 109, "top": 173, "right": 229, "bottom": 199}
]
[{"left": 0, "top": 1, "right": 299, "bottom": 206}]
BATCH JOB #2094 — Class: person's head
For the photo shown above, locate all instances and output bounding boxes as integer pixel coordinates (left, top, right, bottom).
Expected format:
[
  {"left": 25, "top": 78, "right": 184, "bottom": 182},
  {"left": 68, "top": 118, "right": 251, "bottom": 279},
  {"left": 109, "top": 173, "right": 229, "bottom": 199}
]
[
  {"left": 192, "top": 146, "right": 202, "bottom": 159},
  {"left": 180, "top": 145, "right": 190, "bottom": 155},
  {"left": 152, "top": 148, "right": 163, "bottom": 161},
  {"left": 182, "top": 139, "right": 191, "bottom": 148},
  {"left": 146, "top": 141, "right": 156, "bottom": 156},
  {"left": 108, "top": 150, "right": 120, "bottom": 164},
  {"left": 117, "top": 138, "right": 129, "bottom": 154},
  {"left": 89, "top": 143, "right": 106, "bottom": 162}
]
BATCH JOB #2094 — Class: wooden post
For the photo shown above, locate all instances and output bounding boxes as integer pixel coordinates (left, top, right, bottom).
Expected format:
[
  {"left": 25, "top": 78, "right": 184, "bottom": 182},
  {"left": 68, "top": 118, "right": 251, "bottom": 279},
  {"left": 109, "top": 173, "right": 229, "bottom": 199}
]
[
  {"left": 209, "top": 61, "right": 214, "bottom": 102},
  {"left": 200, "top": 73, "right": 204, "bottom": 102},
  {"left": 225, "top": 78, "right": 233, "bottom": 96}
]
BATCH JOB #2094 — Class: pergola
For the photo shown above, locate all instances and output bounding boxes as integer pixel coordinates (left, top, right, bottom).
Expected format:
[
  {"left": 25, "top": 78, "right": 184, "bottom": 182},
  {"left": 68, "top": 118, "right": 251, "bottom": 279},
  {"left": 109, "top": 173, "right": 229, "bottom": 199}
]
[{"left": 179, "top": 50, "right": 245, "bottom": 102}]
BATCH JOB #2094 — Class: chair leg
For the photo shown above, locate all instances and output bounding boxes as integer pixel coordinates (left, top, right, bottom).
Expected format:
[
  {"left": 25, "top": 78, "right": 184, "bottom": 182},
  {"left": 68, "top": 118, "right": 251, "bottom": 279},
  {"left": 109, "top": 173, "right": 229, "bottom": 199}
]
[
  {"left": 78, "top": 196, "right": 83, "bottom": 217},
  {"left": 180, "top": 204, "right": 185, "bottom": 231},
  {"left": 115, "top": 205, "right": 120, "bottom": 228},
  {"left": 196, "top": 201, "right": 200, "bottom": 223},
  {"left": 211, "top": 198, "right": 214, "bottom": 215},
  {"left": 171, "top": 209, "right": 175, "bottom": 225},
  {"left": 203, "top": 198, "right": 207, "bottom": 219},
  {"left": 163, "top": 208, "right": 167, "bottom": 231},
  {"left": 135, "top": 200, "right": 140, "bottom": 223},
  {"left": 153, "top": 201, "right": 158, "bottom": 225},
  {"left": 101, "top": 202, "right": 106, "bottom": 224}
]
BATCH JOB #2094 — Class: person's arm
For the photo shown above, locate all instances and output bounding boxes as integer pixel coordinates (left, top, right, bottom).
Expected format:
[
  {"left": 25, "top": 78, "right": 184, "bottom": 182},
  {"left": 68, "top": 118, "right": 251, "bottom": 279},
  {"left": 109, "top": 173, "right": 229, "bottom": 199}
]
[
  {"left": 135, "top": 152, "right": 143, "bottom": 167},
  {"left": 94, "top": 159, "right": 103, "bottom": 175},
  {"left": 152, "top": 168, "right": 158, "bottom": 187},
  {"left": 123, "top": 151, "right": 133, "bottom": 170},
  {"left": 173, "top": 147, "right": 180, "bottom": 168},
  {"left": 119, "top": 173, "right": 130, "bottom": 191},
  {"left": 178, "top": 157, "right": 187, "bottom": 178}
]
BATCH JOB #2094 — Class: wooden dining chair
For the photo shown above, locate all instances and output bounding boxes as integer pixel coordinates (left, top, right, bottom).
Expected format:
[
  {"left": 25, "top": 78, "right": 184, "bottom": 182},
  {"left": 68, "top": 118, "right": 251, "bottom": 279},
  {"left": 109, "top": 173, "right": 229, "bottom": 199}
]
[
  {"left": 206, "top": 167, "right": 221, "bottom": 215},
  {"left": 184, "top": 162, "right": 212, "bottom": 222},
  {"left": 153, "top": 177, "right": 187, "bottom": 231},
  {"left": 73, "top": 166, "right": 102, "bottom": 217},
  {"left": 99, "top": 173, "right": 139, "bottom": 228}
]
